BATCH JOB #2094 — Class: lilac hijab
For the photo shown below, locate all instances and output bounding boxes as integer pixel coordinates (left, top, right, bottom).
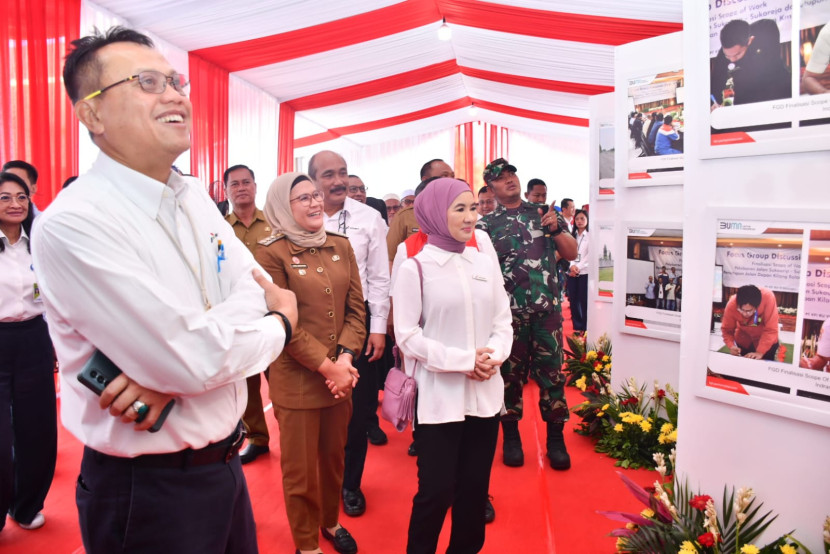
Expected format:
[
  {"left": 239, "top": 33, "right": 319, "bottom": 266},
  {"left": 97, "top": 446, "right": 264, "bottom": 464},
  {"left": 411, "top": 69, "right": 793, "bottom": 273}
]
[{"left": 414, "top": 178, "right": 472, "bottom": 254}]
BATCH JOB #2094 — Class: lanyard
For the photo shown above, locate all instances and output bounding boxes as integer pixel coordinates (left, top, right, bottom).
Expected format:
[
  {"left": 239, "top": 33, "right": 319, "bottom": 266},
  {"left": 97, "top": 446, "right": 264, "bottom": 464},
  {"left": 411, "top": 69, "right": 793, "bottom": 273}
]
[{"left": 156, "top": 199, "right": 212, "bottom": 311}]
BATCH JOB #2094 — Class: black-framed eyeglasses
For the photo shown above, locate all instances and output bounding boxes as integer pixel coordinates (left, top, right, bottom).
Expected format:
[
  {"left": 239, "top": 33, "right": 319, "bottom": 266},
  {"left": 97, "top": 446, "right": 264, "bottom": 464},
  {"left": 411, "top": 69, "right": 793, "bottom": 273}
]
[
  {"left": 347, "top": 186, "right": 367, "bottom": 194},
  {"left": 289, "top": 190, "right": 323, "bottom": 207},
  {"left": 0, "top": 193, "right": 30, "bottom": 204},
  {"left": 82, "top": 70, "right": 190, "bottom": 100}
]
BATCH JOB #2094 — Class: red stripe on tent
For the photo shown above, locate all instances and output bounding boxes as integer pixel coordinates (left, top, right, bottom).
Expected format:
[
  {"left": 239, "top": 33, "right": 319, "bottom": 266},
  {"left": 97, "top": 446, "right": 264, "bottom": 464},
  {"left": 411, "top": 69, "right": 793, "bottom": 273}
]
[
  {"left": 287, "top": 62, "right": 611, "bottom": 112},
  {"left": 294, "top": 98, "right": 472, "bottom": 148},
  {"left": 625, "top": 319, "right": 648, "bottom": 329},
  {"left": 459, "top": 66, "right": 613, "bottom": 96},
  {"left": 287, "top": 61, "right": 458, "bottom": 111},
  {"left": 628, "top": 173, "right": 652, "bottom": 179},
  {"left": 294, "top": 97, "right": 587, "bottom": 148},
  {"left": 190, "top": 1, "right": 440, "bottom": 73},
  {"left": 192, "top": 1, "right": 680, "bottom": 73},
  {"left": 473, "top": 99, "right": 589, "bottom": 127},
  {"left": 439, "top": 0, "right": 682, "bottom": 46}
]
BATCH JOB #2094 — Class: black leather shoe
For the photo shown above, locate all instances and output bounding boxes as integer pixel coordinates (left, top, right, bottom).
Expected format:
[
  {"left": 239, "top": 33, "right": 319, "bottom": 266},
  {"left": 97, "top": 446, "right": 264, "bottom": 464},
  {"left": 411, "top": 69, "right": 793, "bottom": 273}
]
[
  {"left": 484, "top": 496, "right": 495, "bottom": 524},
  {"left": 367, "top": 425, "right": 388, "bottom": 446},
  {"left": 239, "top": 444, "right": 269, "bottom": 465},
  {"left": 341, "top": 488, "right": 366, "bottom": 517},
  {"left": 321, "top": 526, "right": 358, "bottom": 554},
  {"left": 407, "top": 441, "right": 417, "bottom": 456}
]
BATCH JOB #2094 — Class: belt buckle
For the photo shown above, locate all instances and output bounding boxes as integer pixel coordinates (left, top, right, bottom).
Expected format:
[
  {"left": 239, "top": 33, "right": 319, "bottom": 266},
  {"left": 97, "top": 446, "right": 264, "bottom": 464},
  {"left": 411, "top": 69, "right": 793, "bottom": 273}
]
[{"left": 225, "top": 424, "right": 247, "bottom": 463}]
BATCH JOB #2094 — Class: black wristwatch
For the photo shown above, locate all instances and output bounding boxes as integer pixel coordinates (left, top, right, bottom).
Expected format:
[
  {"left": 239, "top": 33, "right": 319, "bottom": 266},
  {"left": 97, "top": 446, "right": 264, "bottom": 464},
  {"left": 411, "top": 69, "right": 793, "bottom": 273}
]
[
  {"left": 265, "top": 311, "right": 292, "bottom": 346},
  {"left": 337, "top": 346, "right": 356, "bottom": 359}
]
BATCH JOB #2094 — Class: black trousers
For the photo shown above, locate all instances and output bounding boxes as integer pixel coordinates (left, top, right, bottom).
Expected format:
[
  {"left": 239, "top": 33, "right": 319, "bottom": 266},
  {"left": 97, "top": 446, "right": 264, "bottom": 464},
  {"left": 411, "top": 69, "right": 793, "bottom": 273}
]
[
  {"left": 407, "top": 414, "right": 499, "bottom": 554},
  {"left": 0, "top": 316, "right": 57, "bottom": 529},
  {"left": 77, "top": 433, "right": 257, "bottom": 553},
  {"left": 343, "top": 302, "right": 379, "bottom": 491}
]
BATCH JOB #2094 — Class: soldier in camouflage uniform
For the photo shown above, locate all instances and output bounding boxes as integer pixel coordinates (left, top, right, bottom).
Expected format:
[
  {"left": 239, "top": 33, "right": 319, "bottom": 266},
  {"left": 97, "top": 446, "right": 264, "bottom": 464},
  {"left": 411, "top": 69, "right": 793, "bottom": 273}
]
[{"left": 476, "top": 158, "right": 578, "bottom": 470}]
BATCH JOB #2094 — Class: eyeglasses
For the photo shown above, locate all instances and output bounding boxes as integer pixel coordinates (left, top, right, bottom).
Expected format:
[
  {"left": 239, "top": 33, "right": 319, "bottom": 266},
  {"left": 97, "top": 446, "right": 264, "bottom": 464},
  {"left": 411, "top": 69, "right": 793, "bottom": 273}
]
[
  {"left": 401, "top": 198, "right": 414, "bottom": 207},
  {"left": 83, "top": 70, "right": 190, "bottom": 100},
  {"left": 289, "top": 190, "right": 323, "bottom": 207},
  {"left": 0, "top": 193, "right": 29, "bottom": 204},
  {"left": 347, "top": 186, "right": 367, "bottom": 194},
  {"left": 737, "top": 306, "right": 757, "bottom": 316},
  {"left": 386, "top": 204, "right": 401, "bottom": 213}
]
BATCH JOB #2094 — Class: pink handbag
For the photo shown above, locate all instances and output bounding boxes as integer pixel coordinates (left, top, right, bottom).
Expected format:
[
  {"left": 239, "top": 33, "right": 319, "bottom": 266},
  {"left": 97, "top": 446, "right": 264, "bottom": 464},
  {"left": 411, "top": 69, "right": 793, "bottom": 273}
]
[{"left": 381, "top": 258, "right": 422, "bottom": 432}]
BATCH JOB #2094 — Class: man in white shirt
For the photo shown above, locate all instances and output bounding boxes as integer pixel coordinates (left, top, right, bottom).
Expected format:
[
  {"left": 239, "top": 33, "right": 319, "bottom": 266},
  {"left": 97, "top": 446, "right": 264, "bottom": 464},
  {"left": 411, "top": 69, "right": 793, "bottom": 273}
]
[
  {"left": 309, "top": 150, "right": 391, "bottom": 518},
  {"left": 31, "top": 27, "right": 297, "bottom": 553}
]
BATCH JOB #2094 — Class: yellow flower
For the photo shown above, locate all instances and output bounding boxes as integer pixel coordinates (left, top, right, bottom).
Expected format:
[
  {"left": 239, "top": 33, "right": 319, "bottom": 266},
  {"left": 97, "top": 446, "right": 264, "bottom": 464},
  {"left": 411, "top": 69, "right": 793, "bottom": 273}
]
[
  {"left": 605, "top": 362, "right": 612, "bottom": 370},
  {"left": 596, "top": 411, "right": 605, "bottom": 417},
  {"left": 640, "top": 508, "right": 654, "bottom": 518},
  {"left": 660, "top": 423, "right": 674, "bottom": 434},
  {"left": 667, "top": 430, "right": 678, "bottom": 442},
  {"left": 620, "top": 412, "right": 644, "bottom": 424},
  {"left": 625, "top": 522, "right": 637, "bottom": 530},
  {"left": 741, "top": 545, "right": 760, "bottom": 554},
  {"left": 575, "top": 376, "right": 587, "bottom": 392},
  {"left": 639, "top": 420, "right": 652, "bottom": 432},
  {"left": 586, "top": 350, "right": 597, "bottom": 361},
  {"left": 615, "top": 537, "right": 627, "bottom": 552},
  {"left": 779, "top": 545, "right": 797, "bottom": 554},
  {"left": 602, "top": 404, "right": 610, "bottom": 411},
  {"left": 679, "top": 541, "right": 698, "bottom": 553},
  {"left": 614, "top": 423, "right": 623, "bottom": 432},
  {"left": 602, "top": 355, "right": 610, "bottom": 362}
]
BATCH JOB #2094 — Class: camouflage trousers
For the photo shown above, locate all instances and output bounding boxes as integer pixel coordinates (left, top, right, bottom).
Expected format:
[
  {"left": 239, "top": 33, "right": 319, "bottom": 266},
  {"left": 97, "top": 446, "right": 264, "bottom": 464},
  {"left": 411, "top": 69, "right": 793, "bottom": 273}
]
[{"left": 501, "top": 310, "right": 569, "bottom": 424}]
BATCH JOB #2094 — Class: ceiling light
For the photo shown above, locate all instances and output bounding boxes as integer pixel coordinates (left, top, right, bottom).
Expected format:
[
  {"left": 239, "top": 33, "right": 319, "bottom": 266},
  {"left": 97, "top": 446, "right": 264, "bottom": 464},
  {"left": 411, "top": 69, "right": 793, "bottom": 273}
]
[{"left": 438, "top": 18, "right": 452, "bottom": 41}]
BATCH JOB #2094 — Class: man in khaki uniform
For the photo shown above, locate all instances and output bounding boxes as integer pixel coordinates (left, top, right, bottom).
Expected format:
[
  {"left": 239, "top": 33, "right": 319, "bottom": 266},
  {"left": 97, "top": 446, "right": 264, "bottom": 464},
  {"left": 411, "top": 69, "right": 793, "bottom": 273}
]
[{"left": 224, "top": 164, "right": 274, "bottom": 464}]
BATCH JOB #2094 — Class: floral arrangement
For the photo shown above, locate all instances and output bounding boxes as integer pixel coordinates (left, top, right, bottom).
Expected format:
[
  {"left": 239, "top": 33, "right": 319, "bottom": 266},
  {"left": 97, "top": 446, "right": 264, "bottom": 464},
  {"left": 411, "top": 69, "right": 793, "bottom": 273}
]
[
  {"left": 602, "top": 454, "right": 816, "bottom": 553},
  {"left": 564, "top": 332, "right": 612, "bottom": 391}
]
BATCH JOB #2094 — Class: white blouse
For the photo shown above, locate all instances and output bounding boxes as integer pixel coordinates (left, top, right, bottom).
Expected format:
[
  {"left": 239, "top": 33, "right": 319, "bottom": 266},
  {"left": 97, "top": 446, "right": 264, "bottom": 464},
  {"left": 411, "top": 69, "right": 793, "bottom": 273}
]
[
  {"left": 569, "top": 229, "right": 589, "bottom": 275},
  {"left": 392, "top": 244, "right": 513, "bottom": 424},
  {"left": 0, "top": 229, "right": 44, "bottom": 322}
]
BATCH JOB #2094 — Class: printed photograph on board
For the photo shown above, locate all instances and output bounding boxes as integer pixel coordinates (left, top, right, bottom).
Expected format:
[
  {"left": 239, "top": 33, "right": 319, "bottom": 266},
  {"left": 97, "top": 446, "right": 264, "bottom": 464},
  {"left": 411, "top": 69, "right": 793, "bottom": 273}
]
[
  {"left": 704, "top": 0, "right": 830, "bottom": 155},
  {"left": 622, "top": 226, "right": 682, "bottom": 339},
  {"left": 626, "top": 70, "right": 684, "bottom": 187},
  {"left": 598, "top": 124, "right": 615, "bottom": 197},
  {"left": 596, "top": 222, "right": 614, "bottom": 302},
  {"left": 703, "top": 220, "right": 830, "bottom": 424}
]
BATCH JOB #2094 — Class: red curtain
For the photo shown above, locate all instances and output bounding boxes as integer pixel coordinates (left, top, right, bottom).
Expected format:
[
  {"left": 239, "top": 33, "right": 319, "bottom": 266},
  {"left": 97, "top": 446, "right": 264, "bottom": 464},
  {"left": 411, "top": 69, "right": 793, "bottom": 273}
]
[
  {"left": 188, "top": 53, "right": 228, "bottom": 190},
  {"left": 0, "top": 0, "right": 80, "bottom": 209},
  {"left": 454, "top": 122, "right": 509, "bottom": 193},
  {"left": 277, "top": 103, "right": 295, "bottom": 174}
]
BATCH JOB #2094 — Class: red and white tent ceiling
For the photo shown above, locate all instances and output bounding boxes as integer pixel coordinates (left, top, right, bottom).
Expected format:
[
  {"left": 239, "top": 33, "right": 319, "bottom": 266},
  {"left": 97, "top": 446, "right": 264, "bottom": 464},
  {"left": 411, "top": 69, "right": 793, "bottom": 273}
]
[{"left": 90, "top": 0, "right": 683, "bottom": 148}]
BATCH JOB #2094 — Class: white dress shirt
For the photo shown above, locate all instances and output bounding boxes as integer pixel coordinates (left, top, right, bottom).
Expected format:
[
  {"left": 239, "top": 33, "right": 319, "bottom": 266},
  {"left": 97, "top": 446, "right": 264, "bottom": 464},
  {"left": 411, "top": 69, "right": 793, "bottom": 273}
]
[
  {"left": 392, "top": 244, "right": 513, "bottom": 424},
  {"left": 0, "top": 229, "right": 44, "bottom": 322},
  {"left": 569, "top": 229, "right": 589, "bottom": 275},
  {"left": 323, "top": 197, "right": 390, "bottom": 334},
  {"left": 390, "top": 229, "right": 498, "bottom": 289},
  {"left": 31, "top": 153, "right": 285, "bottom": 456}
]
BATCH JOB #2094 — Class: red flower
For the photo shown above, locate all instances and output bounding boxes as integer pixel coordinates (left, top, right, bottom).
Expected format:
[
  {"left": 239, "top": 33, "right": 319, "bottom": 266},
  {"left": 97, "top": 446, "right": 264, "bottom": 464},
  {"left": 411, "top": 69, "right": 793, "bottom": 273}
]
[
  {"left": 580, "top": 354, "right": 586, "bottom": 362},
  {"left": 597, "top": 351, "right": 606, "bottom": 359},
  {"left": 657, "top": 389, "right": 666, "bottom": 398},
  {"left": 621, "top": 397, "right": 639, "bottom": 406},
  {"left": 697, "top": 532, "right": 717, "bottom": 547},
  {"left": 689, "top": 495, "right": 712, "bottom": 511},
  {"left": 586, "top": 385, "right": 599, "bottom": 394}
]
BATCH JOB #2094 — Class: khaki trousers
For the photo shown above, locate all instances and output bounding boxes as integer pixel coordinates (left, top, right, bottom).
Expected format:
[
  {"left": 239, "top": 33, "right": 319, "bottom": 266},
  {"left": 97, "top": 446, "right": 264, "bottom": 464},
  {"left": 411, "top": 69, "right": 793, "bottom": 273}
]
[{"left": 275, "top": 400, "right": 352, "bottom": 550}]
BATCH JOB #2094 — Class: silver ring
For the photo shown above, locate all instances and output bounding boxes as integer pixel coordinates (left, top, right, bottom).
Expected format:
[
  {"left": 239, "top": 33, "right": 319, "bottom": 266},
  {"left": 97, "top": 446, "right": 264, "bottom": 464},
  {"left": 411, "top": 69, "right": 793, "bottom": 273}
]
[{"left": 131, "top": 400, "right": 149, "bottom": 417}]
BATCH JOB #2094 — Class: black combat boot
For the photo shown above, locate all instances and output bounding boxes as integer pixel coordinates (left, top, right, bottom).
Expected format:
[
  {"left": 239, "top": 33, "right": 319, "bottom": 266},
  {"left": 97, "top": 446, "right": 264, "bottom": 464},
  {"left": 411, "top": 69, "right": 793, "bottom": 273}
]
[
  {"left": 501, "top": 420, "right": 524, "bottom": 467},
  {"left": 546, "top": 422, "right": 571, "bottom": 470}
]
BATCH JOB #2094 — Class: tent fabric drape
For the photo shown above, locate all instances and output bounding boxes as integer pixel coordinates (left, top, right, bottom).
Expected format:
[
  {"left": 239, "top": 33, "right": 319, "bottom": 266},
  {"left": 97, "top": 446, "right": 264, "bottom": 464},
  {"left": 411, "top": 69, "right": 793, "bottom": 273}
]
[
  {"left": 188, "top": 53, "right": 229, "bottom": 188},
  {"left": 278, "top": 103, "right": 296, "bottom": 174},
  {"left": 0, "top": 0, "right": 80, "bottom": 209},
  {"left": 228, "top": 74, "right": 280, "bottom": 202}
]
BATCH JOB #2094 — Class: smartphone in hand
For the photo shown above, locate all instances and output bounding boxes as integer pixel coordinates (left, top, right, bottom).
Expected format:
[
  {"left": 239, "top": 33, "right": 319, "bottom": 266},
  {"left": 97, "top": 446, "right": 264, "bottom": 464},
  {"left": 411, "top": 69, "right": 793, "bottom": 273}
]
[{"left": 77, "top": 349, "right": 174, "bottom": 432}]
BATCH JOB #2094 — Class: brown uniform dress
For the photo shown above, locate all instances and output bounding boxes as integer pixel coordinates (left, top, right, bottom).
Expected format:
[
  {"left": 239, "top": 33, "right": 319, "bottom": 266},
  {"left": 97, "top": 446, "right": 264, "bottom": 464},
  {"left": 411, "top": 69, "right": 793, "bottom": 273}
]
[
  {"left": 225, "top": 209, "right": 273, "bottom": 447},
  {"left": 255, "top": 232, "right": 366, "bottom": 551},
  {"left": 385, "top": 205, "right": 419, "bottom": 261}
]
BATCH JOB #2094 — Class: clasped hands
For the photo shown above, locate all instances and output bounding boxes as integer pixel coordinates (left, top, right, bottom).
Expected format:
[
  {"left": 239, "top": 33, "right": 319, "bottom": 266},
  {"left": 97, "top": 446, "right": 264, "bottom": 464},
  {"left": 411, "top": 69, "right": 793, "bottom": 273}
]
[
  {"left": 467, "top": 347, "right": 500, "bottom": 381},
  {"left": 320, "top": 353, "right": 360, "bottom": 399}
]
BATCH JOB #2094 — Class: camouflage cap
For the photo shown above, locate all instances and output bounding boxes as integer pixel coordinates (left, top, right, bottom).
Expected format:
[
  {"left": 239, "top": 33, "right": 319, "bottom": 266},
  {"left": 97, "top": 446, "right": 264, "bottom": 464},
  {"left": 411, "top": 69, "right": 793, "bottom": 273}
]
[{"left": 483, "top": 158, "right": 517, "bottom": 183}]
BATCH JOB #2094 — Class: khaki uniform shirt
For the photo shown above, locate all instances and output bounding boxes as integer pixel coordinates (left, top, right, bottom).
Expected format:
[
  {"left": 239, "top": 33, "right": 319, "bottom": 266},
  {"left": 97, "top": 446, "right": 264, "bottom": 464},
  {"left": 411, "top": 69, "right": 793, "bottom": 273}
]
[
  {"left": 255, "top": 232, "right": 367, "bottom": 410},
  {"left": 386, "top": 206, "right": 419, "bottom": 261},
  {"left": 225, "top": 209, "right": 272, "bottom": 254}
]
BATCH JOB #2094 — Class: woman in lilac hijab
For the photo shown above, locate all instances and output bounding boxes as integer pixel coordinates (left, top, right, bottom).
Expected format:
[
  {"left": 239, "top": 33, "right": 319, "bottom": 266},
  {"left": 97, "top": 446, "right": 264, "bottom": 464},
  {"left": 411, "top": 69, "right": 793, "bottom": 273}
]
[{"left": 392, "top": 178, "right": 513, "bottom": 553}]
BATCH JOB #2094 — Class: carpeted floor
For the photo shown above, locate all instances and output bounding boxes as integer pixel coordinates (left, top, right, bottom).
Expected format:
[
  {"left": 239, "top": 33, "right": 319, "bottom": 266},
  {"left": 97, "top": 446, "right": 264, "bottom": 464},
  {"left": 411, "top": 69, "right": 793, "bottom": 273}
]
[{"left": 0, "top": 305, "right": 658, "bottom": 553}]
